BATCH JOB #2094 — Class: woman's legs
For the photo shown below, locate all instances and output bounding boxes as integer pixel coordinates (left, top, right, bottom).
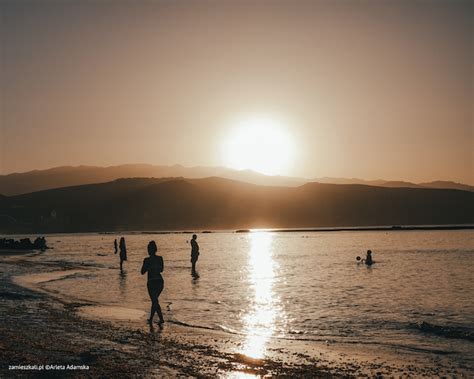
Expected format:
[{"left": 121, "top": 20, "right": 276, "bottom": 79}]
[
  {"left": 155, "top": 281, "right": 164, "bottom": 323},
  {"left": 148, "top": 280, "right": 164, "bottom": 323},
  {"left": 155, "top": 299, "right": 164, "bottom": 323},
  {"left": 147, "top": 282, "right": 156, "bottom": 322},
  {"left": 149, "top": 298, "right": 157, "bottom": 322}
]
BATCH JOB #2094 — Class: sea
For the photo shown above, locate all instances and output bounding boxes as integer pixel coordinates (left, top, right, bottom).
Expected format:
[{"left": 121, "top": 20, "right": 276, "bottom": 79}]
[{"left": 4, "top": 229, "right": 474, "bottom": 366}]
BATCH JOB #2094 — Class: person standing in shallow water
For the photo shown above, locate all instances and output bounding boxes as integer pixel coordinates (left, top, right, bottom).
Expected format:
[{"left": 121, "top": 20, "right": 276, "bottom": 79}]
[
  {"left": 365, "top": 250, "right": 373, "bottom": 266},
  {"left": 356, "top": 250, "right": 374, "bottom": 265},
  {"left": 190, "top": 234, "right": 200, "bottom": 278},
  {"left": 114, "top": 239, "right": 118, "bottom": 254},
  {"left": 119, "top": 237, "right": 127, "bottom": 271},
  {"left": 141, "top": 241, "right": 164, "bottom": 327}
]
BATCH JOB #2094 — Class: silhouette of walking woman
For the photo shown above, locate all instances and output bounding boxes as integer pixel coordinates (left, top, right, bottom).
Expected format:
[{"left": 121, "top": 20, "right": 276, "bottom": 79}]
[
  {"left": 119, "top": 237, "right": 127, "bottom": 271},
  {"left": 141, "top": 241, "right": 164, "bottom": 327},
  {"left": 190, "top": 234, "right": 200, "bottom": 278}
]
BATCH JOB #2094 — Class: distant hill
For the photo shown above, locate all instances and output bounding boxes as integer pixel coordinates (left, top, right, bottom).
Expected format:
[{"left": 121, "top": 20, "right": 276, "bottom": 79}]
[
  {"left": 0, "top": 164, "right": 472, "bottom": 196},
  {"left": 374, "top": 181, "right": 421, "bottom": 188},
  {"left": 314, "top": 177, "right": 388, "bottom": 186},
  {"left": 0, "top": 164, "right": 304, "bottom": 195},
  {"left": 315, "top": 177, "right": 473, "bottom": 191},
  {"left": 0, "top": 177, "right": 472, "bottom": 233},
  {"left": 419, "top": 181, "right": 474, "bottom": 192}
]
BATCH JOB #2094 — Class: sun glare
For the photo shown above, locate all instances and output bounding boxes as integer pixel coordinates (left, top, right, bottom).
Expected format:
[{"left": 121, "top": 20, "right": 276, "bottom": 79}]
[
  {"left": 222, "top": 116, "right": 295, "bottom": 175},
  {"left": 240, "top": 232, "right": 280, "bottom": 360}
]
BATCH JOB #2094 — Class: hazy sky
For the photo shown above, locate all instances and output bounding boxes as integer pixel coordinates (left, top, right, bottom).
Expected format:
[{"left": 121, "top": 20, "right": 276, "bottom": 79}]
[{"left": 1, "top": 0, "right": 472, "bottom": 184}]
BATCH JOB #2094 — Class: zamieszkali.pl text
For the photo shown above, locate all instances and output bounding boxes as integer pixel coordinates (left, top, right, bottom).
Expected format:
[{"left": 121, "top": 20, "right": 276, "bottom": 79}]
[{"left": 9, "top": 365, "right": 89, "bottom": 370}]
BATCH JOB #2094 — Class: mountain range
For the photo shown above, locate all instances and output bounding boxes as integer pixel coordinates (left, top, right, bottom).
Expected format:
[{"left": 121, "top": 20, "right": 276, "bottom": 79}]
[
  {"left": 0, "top": 176, "right": 472, "bottom": 233},
  {"left": 0, "top": 164, "right": 472, "bottom": 196}
]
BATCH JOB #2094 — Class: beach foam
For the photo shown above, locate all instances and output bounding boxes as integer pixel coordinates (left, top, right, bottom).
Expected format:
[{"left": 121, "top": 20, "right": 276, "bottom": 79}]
[
  {"left": 77, "top": 305, "right": 146, "bottom": 322},
  {"left": 12, "top": 270, "right": 87, "bottom": 291}
]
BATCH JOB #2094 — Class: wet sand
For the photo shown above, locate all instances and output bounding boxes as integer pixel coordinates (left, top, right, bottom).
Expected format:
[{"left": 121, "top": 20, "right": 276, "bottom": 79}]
[{"left": 1, "top": 254, "right": 471, "bottom": 377}]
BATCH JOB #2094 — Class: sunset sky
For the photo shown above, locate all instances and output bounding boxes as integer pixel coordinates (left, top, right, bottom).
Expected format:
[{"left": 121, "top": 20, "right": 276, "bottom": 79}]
[{"left": 1, "top": 0, "right": 472, "bottom": 184}]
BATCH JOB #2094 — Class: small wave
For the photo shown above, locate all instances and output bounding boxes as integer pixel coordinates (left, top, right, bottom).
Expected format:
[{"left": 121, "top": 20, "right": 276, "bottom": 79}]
[
  {"left": 212, "top": 300, "right": 231, "bottom": 307},
  {"left": 277, "top": 335, "right": 335, "bottom": 343},
  {"left": 167, "top": 319, "right": 247, "bottom": 336},
  {"left": 415, "top": 321, "right": 474, "bottom": 342},
  {"left": 165, "top": 265, "right": 194, "bottom": 270},
  {"left": 332, "top": 339, "right": 459, "bottom": 355},
  {"left": 217, "top": 325, "right": 242, "bottom": 335},
  {"left": 42, "top": 272, "right": 95, "bottom": 284},
  {"left": 288, "top": 329, "right": 307, "bottom": 335},
  {"left": 167, "top": 319, "right": 217, "bottom": 331}
]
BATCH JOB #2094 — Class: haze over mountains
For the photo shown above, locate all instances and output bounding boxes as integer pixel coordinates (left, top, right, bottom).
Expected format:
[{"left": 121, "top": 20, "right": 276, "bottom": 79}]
[
  {"left": 0, "top": 164, "right": 472, "bottom": 196},
  {"left": 0, "top": 177, "right": 472, "bottom": 233}
]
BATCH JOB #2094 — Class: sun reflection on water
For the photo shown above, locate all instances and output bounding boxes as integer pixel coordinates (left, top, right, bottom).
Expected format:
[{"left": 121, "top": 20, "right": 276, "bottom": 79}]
[{"left": 240, "top": 231, "right": 282, "bottom": 360}]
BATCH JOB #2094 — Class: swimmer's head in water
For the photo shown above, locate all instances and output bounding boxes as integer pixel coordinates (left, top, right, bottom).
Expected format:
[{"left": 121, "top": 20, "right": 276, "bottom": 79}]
[
  {"left": 356, "top": 256, "right": 361, "bottom": 261},
  {"left": 148, "top": 240, "right": 158, "bottom": 255},
  {"left": 192, "top": 234, "right": 197, "bottom": 240}
]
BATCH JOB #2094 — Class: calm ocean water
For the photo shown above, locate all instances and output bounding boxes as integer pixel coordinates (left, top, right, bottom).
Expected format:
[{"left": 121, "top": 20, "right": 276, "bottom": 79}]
[{"left": 7, "top": 230, "right": 474, "bottom": 363}]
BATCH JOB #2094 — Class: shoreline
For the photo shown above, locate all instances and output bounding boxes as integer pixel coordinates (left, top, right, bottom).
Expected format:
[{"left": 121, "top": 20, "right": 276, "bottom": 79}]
[{"left": 1, "top": 255, "right": 471, "bottom": 377}]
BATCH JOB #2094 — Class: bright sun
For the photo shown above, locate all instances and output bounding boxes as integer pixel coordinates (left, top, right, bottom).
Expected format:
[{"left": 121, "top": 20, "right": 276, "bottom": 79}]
[{"left": 222, "top": 116, "right": 295, "bottom": 176}]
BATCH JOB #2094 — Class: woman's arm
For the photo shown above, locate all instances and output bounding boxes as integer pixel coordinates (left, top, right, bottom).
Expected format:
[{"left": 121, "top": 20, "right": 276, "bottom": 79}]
[
  {"left": 160, "top": 256, "right": 164, "bottom": 273},
  {"left": 141, "top": 258, "right": 148, "bottom": 275}
]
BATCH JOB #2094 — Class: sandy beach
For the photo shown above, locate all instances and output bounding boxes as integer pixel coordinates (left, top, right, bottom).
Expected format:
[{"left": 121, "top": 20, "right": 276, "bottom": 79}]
[{"left": 1, "top": 248, "right": 471, "bottom": 378}]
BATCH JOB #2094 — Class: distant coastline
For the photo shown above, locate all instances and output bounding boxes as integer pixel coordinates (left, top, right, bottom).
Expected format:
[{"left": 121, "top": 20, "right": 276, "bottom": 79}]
[
  {"left": 1, "top": 224, "right": 473, "bottom": 237},
  {"left": 235, "top": 224, "right": 474, "bottom": 233},
  {"left": 117, "top": 224, "right": 474, "bottom": 235}
]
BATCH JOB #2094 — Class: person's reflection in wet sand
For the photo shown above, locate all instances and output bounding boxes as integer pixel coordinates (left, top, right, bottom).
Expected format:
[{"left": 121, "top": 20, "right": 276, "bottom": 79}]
[
  {"left": 148, "top": 321, "right": 165, "bottom": 334},
  {"left": 119, "top": 270, "right": 127, "bottom": 297}
]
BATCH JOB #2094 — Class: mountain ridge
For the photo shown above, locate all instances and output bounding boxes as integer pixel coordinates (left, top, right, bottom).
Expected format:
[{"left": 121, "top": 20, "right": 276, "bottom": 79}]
[{"left": 0, "top": 164, "right": 472, "bottom": 196}]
